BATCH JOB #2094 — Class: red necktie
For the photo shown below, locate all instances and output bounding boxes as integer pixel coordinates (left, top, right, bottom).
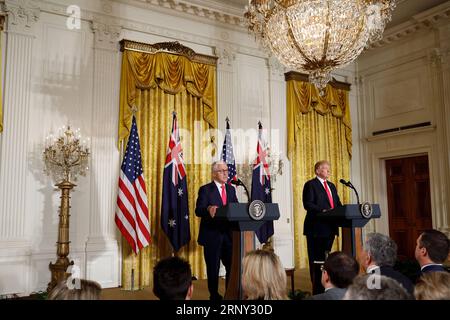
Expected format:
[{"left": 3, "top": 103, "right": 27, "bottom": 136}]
[
  {"left": 324, "top": 181, "right": 334, "bottom": 209},
  {"left": 221, "top": 184, "right": 227, "bottom": 205}
]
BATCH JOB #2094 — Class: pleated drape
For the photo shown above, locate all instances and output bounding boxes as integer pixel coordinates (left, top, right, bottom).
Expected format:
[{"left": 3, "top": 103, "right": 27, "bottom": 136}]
[
  {"left": 118, "top": 50, "right": 217, "bottom": 289},
  {"left": 286, "top": 79, "right": 352, "bottom": 269}
]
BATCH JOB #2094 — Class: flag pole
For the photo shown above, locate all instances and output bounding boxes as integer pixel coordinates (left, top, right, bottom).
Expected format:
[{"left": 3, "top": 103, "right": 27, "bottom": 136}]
[{"left": 119, "top": 138, "right": 124, "bottom": 289}]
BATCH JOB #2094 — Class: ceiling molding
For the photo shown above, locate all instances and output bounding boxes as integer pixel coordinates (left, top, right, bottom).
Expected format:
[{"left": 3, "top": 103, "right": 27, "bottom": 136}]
[{"left": 369, "top": 1, "right": 450, "bottom": 49}]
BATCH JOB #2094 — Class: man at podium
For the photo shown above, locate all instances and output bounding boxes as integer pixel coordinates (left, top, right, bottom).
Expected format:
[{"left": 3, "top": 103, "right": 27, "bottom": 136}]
[
  {"left": 302, "top": 160, "right": 342, "bottom": 294},
  {"left": 195, "top": 161, "right": 239, "bottom": 300}
]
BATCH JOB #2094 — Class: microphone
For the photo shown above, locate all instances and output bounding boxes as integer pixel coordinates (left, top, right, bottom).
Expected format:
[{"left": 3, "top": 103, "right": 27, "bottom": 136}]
[
  {"left": 230, "top": 179, "right": 242, "bottom": 186},
  {"left": 340, "top": 178, "right": 360, "bottom": 204}
]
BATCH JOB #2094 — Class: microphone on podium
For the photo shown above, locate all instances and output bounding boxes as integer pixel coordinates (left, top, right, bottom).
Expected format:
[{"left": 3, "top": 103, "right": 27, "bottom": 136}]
[
  {"left": 339, "top": 179, "right": 360, "bottom": 204},
  {"left": 230, "top": 179, "right": 250, "bottom": 201}
]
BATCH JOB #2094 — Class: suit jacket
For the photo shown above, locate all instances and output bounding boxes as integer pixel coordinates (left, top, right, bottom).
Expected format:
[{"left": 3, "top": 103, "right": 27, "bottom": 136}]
[
  {"left": 195, "top": 181, "right": 238, "bottom": 246},
  {"left": 377, "top": 266, "right": 414, "bottom": 295},
  {"left": 302, "top": 177, "right": 342, "bottom": 237},
  {"left": 421, "top": 264, "right": 447, "bottom": 273},
  {"left": 310, "top": 287, "right": 347, "bottom": 300}
]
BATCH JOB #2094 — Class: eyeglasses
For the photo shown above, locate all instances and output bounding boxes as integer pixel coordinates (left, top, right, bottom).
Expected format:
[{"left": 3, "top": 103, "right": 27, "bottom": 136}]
[{"left": 215, "top": 169, "right": 228, "bottom": 173}]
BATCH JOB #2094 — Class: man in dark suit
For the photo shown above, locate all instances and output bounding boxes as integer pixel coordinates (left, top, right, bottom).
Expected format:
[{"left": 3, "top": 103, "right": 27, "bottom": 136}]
[
  {"left": 302, "top": 160, "right": 342, "bottom": 294},
  {"left": 415, "top": 229, "right": 450, "bottom": 274},
  {"left": 361, "top": 233, "right": 414, "bottom": 295},
  {"left": 195, "top": 161, "right": 238, "bottom": 300},
  {"left": 311, "top": 251, "right": 359, "bottom": 300}
]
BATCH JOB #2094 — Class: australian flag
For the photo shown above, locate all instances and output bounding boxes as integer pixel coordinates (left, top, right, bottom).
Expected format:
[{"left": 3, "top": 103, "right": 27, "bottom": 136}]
[
  {"left": 221, "top": 118, "right": 237, "bottom": 184},
  {"left": 251, "top": 122, "right": 274, "bottom": 244},
  {"left": 161, "top": 112, "right": 190, "bottom": 252}
]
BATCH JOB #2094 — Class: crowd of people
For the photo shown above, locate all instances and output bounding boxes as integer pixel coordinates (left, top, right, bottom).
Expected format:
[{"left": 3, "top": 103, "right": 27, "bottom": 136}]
[{"left": 46, "top": 229, "right": 449, "bottom": 301}]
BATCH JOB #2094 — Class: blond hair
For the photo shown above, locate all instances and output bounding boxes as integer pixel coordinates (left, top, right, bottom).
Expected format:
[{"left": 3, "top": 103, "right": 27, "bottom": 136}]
[
  {"left": 314, "top": 160, "right": 330, "bottom": 173},
  {"left": 414, "top": 272, "right": 450, "bottom": 300},
  {"left": 48, "top": 279, "right": 102, "bottom": 300},
  {"left": 242, "top": 249, "right": 288, "bottom": 300}
]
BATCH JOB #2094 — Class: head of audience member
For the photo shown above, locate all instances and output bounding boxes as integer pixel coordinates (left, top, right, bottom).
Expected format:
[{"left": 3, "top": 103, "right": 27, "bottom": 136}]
[
  {"left": 242, "top": 249, "right": 288, "bottom": 300},
  {"left": 414, "top": 272, "right": 450, "bottom": 300},
  {"left": 360, "top": 233, "right": 397, "bottom": 271},
  {"left": 415, "top": 229, "right": 450, "bottom": 267},
  {"left": 211, "top": 161, "right": 228, "bottom": 185},
  {"left": 153, "top": 256, "right": 193, "bottom": 300},
  {"left": 321, "top": 251, "right": 359, "bottom": 290},
  {"left": 47, "top": 279, "right": 102, "bottom": 300},
  {"left": 343, "top": 274, "right": 412, "bottom": 300},
  {"left": 314, "top": 160, "right": 331, "bottom": 180}
]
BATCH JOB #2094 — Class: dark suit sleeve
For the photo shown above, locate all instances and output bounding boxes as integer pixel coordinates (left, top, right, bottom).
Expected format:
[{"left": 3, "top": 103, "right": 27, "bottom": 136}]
[
  {"left": 228, "top": 185, "right": 239, "bottom": 203},
  {"left": 302, "top": 181, "right": 323, "bottom": 213},
  {"left": 195, "top": 186, "right": 211, "bottom": 218}
]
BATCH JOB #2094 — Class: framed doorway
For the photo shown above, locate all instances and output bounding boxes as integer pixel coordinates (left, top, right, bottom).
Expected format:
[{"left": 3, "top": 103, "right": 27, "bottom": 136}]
[{"left": 385, "top": 155, "right": 432, "bottom": 260}]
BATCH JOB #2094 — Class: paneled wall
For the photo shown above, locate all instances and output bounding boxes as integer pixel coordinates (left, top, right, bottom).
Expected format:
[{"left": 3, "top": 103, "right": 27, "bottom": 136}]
[
  {"left": 0, "top": 0, "right": 301, "bottom": 295},
  {"left": 357, "top": 15, "right": 450, "bottom": 239}
]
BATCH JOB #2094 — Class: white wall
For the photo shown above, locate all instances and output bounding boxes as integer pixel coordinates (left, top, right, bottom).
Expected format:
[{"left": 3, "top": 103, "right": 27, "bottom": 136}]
[
  {"left": 0, "top": 0, "right": 297, "bottom": 295},
  {"left": 356, "top": 7, "right": 450, "bottom": 239}
]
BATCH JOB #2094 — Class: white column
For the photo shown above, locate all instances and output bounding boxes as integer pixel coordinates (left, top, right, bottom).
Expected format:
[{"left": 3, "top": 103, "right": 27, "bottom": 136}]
[
  {"left": 432, "top": 22, "right": 450, "bottom": 236},
  {"left": 267, "top": 57, "right": 295, "bottom": 268},
  {"left": 0, "top": 0, "right": 39, "bottom": 295},
  {"left": 84, "top": 21, "right": 121, "bottom": 288}
]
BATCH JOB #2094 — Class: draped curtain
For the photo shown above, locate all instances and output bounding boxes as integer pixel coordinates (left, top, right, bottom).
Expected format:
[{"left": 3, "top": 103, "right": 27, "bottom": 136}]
[
  {"left": 286, "top": 76, "right": 352, "bottom": 269},
  {"left": 118, "top": 48, "right": 217, "bottom": 289}
]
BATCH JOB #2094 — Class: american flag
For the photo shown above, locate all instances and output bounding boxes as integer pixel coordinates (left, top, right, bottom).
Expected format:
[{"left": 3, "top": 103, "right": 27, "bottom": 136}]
[
  {"left": 221, "top": 118, "right": 237, "bottom": 184},
  {"left": 161, "top": 112, "right": 190, "bottom": 252},
  {"left": 115, "top": 115, "right": 151, "bottom": 254},
  {"left": 251, "top": 122, "right": 274, "bottom": 244}
]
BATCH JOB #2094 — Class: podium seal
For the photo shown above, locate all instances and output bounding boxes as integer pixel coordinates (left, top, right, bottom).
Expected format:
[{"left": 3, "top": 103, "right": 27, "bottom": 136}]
[
  {"left": 360, "top": 202, "right": 373, "bottom": 219},
  {"left": 249, "top": 200, "right": 266, "bottom": 220}
]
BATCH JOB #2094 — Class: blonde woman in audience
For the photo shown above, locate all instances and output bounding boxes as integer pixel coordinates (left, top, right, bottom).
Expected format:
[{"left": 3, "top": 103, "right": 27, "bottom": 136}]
[
  {"left": 242, "top": 249, "right": 288, "bottom": 300},
  {"left": 414, "top": 272, "right": 450, "bottom": 300},
  {"left": 48, "top": 279, "right": 102, "bottom": 300}
]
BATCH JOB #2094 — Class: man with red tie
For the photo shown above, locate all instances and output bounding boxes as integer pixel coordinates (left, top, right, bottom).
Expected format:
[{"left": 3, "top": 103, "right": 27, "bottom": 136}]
[
  {"left": 302, "top": 160, "right": 342, "bottom": 295},
  {"left": 195, "top": 161, "right": 238, "bottom": 300}
]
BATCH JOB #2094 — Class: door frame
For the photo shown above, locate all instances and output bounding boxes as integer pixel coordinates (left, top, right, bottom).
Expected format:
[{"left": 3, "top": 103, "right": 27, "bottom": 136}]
[{"left": 370, "top": 147, "right": 438, "bottom": 237}]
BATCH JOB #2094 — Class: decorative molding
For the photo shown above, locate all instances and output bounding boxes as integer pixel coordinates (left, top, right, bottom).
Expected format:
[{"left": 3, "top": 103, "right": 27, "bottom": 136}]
[
  {"left": 369, "top": 1, "right": 450, "bottom": 50},
  {"left": 113, "top": 0, "right": 245, "bottom": 27},
  {"left": 214, "top": 44, "right": 236, "bottom": 68},
  {"left": 267, "top": 57, "right": 286, "bottom": 79},
  {"left": 120, "top": 39, "right": 218, "bottom": 65},
  {"left": 91, "top": 21, "right": 122, "bottom": 51},
  {"left": 427, "top": 47, "right": 444, "bottom": 69},
  {"left": 3, "top": 0, "right": 40, "bottom": 34}
]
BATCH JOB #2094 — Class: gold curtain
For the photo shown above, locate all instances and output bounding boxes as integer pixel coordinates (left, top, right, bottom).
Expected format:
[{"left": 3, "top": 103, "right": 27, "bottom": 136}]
[
  {"left": 118, "top": 49, "right": 217, "bottom": 289},
  {"left": 286, "top": 78, "right": 352, "bottom": 269}
]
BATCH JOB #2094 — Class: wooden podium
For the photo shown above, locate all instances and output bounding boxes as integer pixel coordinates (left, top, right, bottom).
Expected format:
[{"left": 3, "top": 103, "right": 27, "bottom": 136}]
[
  {"left": 215, "top": 202, "right": 280, "bottom": 300},
  {"left": 316, "top": 204, "right": 381, "bottom": 257}
]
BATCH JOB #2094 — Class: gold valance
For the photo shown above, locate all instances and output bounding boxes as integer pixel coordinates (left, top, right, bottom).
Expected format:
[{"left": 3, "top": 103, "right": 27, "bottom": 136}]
[
  {"left": 286, "top": 72, "right": 352, "bottom": 159},
  {"left": 119, "top": 40, "right": 217, "bottom": 143}
]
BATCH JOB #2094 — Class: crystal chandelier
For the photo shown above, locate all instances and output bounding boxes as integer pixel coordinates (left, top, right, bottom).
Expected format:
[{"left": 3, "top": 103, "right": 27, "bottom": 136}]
[{"left": 244, "top": 0, "right": 396, "bottom": 92}]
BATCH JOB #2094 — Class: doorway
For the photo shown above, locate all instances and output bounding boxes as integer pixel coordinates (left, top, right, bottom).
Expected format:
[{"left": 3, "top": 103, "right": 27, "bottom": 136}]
[{"left": 385, "top": 155, "right": 432, "bottom": 260}]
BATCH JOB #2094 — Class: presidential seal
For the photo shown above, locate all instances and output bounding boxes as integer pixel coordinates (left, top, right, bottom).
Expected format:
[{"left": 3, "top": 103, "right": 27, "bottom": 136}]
[
  {"left": 248, "top": 200, "right": 266, "bottom": 220},
  {"left": 360, "top": 202, "right": 373, "bottom": 219}
]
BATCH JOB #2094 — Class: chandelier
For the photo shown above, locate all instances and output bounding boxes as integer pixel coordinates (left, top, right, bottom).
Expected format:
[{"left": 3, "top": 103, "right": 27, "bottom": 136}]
[{"left": 244, "top": 0, "right": 396, "bottom": 92}]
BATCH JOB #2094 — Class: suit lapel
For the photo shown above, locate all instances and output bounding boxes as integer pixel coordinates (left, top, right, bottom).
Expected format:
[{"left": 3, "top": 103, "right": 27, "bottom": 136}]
[
  {"left": 210, "top": 181, "right": 223, "bottom": 205},
  {"left": 315, "top": 177, "right": 334, "bottom": 207}
]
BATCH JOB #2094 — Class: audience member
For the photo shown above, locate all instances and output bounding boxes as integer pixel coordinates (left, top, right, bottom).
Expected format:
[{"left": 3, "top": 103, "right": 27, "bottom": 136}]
[
  {"left": 343, "top": 274, "right": 412, "bottom": 300},
  {"left": 361, "top": 232, "right": 414, "bottom": 294},
  {"left": 48, "top": 279, "right": 101, "bottom": 300},
  {"left": 242, "top": 249, "right": 288, "bottom": 300},
  {"left": 311, "top": 251, "right": 359, "bottom": 300},
  {"left": 414, "top": 272, "right": 450, "bottom": 300},
  {"left": 415, "top": 229, "right": 450, "bottom": 273},
  {"left": 153, "top": 256, "right": 193, "bottom": 300}
]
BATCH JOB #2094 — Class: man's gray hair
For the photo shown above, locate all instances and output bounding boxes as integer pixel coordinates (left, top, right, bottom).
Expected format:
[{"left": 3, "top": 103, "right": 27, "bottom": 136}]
[
  {"left": 364, "top": 233, "right": 397, "bottom": 267},
  {"left": 343, "top": 274, "right": 412, "bottom": 300},
  {"left": 211, "top": 161, "right": 227, "bottom": 174}
]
